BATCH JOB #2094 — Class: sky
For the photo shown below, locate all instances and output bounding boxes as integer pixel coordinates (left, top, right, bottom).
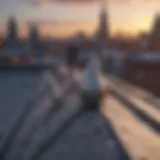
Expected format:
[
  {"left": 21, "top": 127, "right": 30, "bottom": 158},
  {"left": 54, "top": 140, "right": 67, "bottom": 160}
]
[{"left": 0, "top": 0, "right": 160, "bottom": 38}]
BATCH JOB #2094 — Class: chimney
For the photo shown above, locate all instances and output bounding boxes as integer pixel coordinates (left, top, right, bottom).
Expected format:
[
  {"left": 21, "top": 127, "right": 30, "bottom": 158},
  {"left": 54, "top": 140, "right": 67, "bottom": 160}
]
[{"left": 81, "top": 54, "right": 101, "bottom": 109}]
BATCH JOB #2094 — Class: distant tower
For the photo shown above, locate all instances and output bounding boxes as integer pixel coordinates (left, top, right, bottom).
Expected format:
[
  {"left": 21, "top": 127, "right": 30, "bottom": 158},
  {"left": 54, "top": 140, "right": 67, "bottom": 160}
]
[
  {"left": 149, "top": 13, "right": 160, "bottom": 50},
  {"left": 96, "top": 1, "right": 109, "bottom": 43},
  {"left": 28, "top": 23, "right": 39, "bottom": 49},
  {"left": 7, "top": 16, "right": 18, "bottom": 40}
]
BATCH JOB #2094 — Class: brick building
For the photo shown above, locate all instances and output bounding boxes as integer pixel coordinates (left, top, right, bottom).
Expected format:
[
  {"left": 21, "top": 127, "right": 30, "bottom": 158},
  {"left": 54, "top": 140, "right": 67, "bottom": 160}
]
[{"left": 123, "top": 52, "right": 160, "bottom": 97}]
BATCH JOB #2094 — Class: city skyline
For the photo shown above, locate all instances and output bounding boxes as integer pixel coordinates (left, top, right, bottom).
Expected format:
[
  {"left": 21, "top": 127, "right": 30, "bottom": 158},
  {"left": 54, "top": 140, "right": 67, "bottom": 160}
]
[{"left": 0, "top": 0, "right": 160, "bottom": 38}]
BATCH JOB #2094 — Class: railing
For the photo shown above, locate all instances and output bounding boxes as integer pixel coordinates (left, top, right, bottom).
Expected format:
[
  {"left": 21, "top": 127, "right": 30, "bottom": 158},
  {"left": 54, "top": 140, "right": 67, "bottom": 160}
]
[
  {"left": 104, "top": 76, "right": 160, "bottom": 132},
  {"left": 102, "top": 75, "right": 160, "bottom": 160}
]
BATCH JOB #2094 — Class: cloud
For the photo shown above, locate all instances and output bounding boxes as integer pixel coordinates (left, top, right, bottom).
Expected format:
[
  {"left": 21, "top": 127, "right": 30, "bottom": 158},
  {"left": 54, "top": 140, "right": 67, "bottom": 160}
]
[
  {"left": 28, "top": 0, "right": 160, "bottom": 7},
  {"left": 29, "top": 0, "right": 104, "bottom": 7},
  {"left": 27, "top": 19, "right": 93, "bottom": 26},
  {"left": 32, "top": 0, "right": 101, "bottom": 4}
]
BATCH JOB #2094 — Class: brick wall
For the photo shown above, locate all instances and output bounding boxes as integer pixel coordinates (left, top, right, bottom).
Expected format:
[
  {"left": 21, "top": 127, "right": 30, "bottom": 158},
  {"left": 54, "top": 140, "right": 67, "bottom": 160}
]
[{"left": 124, "top": 60, "right": 160, "bottom": 97}]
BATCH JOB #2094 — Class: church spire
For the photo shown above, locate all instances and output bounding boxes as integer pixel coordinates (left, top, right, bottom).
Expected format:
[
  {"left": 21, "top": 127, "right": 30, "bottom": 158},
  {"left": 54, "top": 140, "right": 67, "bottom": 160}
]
[
  {"left": 28, "top": 23, "right": 40, "bottom": 49},
  {"left": 96, "top": 0, "right": 109, "bottom": 43},
  {"left": 149, "top": 11, "right": 160, "bottom": 50},
  {"left": 7, "top": 16, "right": 18, "bottom": 40},
  {"left": 101, "top": 0, "right": 107, "bottom": 15}
]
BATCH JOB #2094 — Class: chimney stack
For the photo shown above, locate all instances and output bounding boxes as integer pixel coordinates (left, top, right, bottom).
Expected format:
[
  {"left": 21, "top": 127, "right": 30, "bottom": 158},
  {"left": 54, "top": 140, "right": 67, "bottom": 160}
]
[{"left": 81, "top": 54, "right": 101, "bottom": 109}]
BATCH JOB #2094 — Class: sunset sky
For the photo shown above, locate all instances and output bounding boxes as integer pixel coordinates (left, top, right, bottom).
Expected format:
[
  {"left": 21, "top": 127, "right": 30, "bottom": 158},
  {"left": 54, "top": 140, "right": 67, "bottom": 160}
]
[{"left": 0, "top": 0, "right": 160, "bottom": 38}]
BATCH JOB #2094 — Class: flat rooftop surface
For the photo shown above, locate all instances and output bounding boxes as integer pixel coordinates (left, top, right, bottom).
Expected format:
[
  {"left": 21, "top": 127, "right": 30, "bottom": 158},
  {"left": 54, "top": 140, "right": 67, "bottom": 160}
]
[{"left": 0, "top": 71, "right": 43, "bottom": 135}]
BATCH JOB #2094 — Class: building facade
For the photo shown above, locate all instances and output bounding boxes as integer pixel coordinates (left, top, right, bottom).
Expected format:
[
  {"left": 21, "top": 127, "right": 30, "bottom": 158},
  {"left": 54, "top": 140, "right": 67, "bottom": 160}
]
[{"left": 123, "top": 53, "right": 160, "bottom": 97}]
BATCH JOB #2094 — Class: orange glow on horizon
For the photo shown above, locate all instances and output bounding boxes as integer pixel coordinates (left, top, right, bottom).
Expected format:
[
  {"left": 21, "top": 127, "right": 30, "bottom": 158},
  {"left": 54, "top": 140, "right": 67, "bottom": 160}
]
[
  {"left": 19, "top": 18, "right": 151, "bottom": 39},
  {"left": 0, "top": 0, "right": 160, "bottom": 39}
]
